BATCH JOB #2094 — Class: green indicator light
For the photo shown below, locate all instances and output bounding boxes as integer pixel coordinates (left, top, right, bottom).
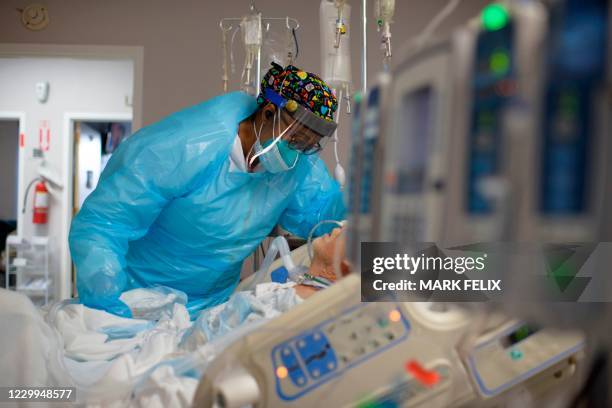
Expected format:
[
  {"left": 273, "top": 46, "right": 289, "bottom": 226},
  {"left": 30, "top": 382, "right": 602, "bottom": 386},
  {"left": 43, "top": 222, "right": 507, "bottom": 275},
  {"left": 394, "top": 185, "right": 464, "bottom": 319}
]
[
  {"left": 515, "top": 326, "right": 530, "bottom": 341},
  {"left": 509, "top": 348, "right": 523, "bottom": 361},
  {"left": 559, "top": 90, "right": 579, "bottom": 114},
  {"left": 490, "top": 51, "right": 510, "bottom": 74},
  {"left": 378, "top": 318, "right": 389, "bottom": 328},
  {"left": 356, "top": 399, "right": 381, "bottom": 408},
  {"left": 478, "top": 111, "right": 496, "bottom": 125},
  {"left": 482, "top": 3, "right": 509, "bottom": 31}
]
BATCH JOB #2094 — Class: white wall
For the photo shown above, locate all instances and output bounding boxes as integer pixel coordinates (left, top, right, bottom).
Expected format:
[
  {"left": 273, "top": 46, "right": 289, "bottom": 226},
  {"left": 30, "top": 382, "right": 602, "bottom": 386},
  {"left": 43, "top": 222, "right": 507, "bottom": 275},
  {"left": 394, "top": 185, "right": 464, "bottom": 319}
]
[
  {"left": 0, "top": 57, "right": 133, "bottom": 299},
  {"left": 0, "top": 120, "right": 19, "bottom": 220}
]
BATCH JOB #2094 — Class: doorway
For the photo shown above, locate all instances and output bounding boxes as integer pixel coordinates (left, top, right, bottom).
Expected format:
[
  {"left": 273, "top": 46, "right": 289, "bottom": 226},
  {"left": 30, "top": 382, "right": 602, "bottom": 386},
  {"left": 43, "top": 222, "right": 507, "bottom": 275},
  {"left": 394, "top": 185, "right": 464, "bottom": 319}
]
[
  {"left": 0, "top": 43, "right": 143, "bottom": 300},
  {"left": 0, "top": 115, "right": 23, "bottom": 288},
  {"left": 0, "top": 120, "right": 19, "bottom": 222},
  {"left": 72, "top": 120, "right": 132, "bottom": 213},
  {"left": 66, "top": 113, "right": 132, "bottom": 296}
]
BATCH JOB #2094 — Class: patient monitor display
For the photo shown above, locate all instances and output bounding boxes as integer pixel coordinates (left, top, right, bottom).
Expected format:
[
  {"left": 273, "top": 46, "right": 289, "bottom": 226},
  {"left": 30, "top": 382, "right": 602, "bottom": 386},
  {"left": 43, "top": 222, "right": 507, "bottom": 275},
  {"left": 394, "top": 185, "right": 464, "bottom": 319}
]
[
  {"left": 466, "top": 20, "right": 515, "bottom": 215},
  {"left": 539, "top": 0, "right": 609, "bottom": 216},
  {"left": 378, "top": 41, "right": 453, "bottom": 243},
  {"left": 347, "top": 77, "right": 391, "bottom": 251},
  {"left": 398, "top": 87, "right": 434, "bottom": 196},
  {"left": 384, "top": 86, "right": 435, "bottom": 242}
]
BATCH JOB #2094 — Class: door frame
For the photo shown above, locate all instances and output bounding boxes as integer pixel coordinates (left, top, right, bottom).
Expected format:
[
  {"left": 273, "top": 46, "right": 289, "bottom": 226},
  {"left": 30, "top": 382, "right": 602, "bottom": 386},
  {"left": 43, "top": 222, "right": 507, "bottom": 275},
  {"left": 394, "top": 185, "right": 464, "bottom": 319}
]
[
  {"left": 63, "top": 112, "right": 133, "bottom": 297},
  {"left": 0, "top": 43, "right": 143, "bottom": 299},
  {"left": 0, "top": 111, "right": 26, "bottom": 238}
]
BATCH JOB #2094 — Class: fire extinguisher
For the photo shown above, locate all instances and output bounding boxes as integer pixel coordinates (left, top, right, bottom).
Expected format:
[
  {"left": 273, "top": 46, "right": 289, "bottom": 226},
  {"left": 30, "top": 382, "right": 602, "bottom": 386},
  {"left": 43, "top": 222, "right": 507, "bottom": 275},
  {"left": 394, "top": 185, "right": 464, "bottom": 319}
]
[
  {"left": 23, "top": 178, "right": 49, "bottom": 224},
  {"left": 32, "top": 181, "right": 49, "bottom": 224}
]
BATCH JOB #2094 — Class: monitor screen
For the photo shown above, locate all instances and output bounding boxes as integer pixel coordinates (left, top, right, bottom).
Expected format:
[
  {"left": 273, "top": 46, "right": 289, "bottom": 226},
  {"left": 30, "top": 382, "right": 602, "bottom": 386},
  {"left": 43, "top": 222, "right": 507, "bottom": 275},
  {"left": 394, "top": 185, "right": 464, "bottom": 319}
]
[{"left": 394, "top": 86, "right": 435, "bottom": 194}]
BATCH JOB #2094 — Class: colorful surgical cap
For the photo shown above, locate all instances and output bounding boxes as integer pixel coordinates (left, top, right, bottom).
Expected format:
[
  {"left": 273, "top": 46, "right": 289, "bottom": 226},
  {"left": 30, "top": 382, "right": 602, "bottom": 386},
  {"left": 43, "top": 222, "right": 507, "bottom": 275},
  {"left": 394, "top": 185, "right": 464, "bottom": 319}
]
[{"left": 257, "top": 63, "right": 338, "bottom": 123}]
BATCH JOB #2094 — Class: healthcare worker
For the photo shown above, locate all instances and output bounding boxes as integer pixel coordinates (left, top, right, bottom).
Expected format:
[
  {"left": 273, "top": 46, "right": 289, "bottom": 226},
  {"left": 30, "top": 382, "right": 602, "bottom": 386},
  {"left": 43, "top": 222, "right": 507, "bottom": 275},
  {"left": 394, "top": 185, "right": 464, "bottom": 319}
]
[{"left": 69, "top": 63, "right": 345, "bottom": 318}]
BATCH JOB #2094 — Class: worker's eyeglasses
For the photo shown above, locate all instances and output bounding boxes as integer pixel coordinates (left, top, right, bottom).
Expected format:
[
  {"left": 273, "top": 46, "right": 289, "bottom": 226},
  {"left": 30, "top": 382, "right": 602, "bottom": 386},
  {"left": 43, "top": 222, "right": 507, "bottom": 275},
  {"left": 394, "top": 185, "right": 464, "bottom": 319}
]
[
  {"left": 279, "top": 111, "right": 327, "bottom": 155},
  {"left": 288, "top": 134, "right": 324, "bottom": 155}
]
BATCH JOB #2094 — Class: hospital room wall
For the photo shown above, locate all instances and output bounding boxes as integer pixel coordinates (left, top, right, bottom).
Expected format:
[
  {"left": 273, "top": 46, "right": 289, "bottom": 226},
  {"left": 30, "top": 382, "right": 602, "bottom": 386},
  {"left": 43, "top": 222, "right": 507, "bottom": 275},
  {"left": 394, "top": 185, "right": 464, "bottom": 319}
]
[
  {"left": 0, "top": 0, "right": 488, "bottom": 174},
  {"left": 0, "top": 57, "right": 133, "bottom": 299}
]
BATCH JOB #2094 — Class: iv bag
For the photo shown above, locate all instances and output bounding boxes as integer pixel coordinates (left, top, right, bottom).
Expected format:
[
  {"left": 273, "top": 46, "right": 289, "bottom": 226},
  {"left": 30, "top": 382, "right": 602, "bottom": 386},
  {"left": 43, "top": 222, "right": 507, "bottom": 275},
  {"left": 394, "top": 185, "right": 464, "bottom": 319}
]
[
  {"left": 262, "top": 29, "right": 288, "bottom": 68},
  {"left": 241, "top": 13, "right": 262, "bottom": 49},
  {"left": 319, "top": 0, "right": 352, "bottom": 88},
  {"left": 374, "top": 0, "right": 395, "bottom": 23}
]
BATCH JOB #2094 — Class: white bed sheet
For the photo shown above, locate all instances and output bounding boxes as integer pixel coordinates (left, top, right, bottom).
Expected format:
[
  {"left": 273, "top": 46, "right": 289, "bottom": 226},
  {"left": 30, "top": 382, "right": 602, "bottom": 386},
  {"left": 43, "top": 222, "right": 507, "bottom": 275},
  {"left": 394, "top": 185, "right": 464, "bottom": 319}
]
[{"left": 0, "top": 282, "right": 301, "bottom": 407}]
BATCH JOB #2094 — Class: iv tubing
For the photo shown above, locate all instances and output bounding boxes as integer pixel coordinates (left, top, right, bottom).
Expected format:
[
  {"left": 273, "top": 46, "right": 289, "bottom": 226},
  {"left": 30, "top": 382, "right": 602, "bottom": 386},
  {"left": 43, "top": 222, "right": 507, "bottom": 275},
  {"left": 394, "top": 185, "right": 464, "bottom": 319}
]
[{"left": 247, "top": 236, "right": 296, "bottom": 290}]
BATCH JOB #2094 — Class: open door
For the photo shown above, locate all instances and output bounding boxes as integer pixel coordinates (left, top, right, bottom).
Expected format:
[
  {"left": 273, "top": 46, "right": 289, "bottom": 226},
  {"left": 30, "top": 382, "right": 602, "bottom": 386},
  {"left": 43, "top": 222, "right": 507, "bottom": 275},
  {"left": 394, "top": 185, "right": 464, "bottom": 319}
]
[
  {"left": 71, "top": 119, "right": 131, "bottom": 295},
  {"left": 0, "top": 119, "right": 20, "bottom": 289}
]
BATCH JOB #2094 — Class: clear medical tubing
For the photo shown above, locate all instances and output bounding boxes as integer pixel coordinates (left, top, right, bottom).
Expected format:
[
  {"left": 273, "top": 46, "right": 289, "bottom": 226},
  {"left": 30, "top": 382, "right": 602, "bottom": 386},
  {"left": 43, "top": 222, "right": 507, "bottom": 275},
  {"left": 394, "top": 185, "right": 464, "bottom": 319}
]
[
  {"left": 332, "top": 224, "right": 346, "bottom": 282},
  {"left": 247, "top": 236, "right": 297, "bottom": 290}
]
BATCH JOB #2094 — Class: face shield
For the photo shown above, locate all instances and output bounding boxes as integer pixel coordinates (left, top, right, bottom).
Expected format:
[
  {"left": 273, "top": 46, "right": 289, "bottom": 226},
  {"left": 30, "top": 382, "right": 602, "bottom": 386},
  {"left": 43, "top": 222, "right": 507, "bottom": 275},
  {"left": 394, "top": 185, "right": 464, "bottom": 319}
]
[
  {"left": 248, "top": 89, "right": 338, "bottom": 170},
  {"left": 283, "top": 102, "right": 337, "bottom": 154}
]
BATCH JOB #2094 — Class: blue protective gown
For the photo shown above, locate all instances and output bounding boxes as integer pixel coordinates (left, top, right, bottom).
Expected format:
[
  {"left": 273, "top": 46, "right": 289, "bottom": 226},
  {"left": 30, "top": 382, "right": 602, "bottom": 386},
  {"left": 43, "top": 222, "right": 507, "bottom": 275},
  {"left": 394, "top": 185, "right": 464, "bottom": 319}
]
[{"left": 69, "top": 92, "right": 345, "bottom": 318}]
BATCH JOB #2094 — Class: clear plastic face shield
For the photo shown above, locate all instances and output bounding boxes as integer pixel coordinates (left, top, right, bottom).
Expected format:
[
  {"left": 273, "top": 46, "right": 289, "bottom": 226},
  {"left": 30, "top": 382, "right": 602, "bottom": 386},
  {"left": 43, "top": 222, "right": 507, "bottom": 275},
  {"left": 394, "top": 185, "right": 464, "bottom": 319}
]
[{"left": 248, "top": 89, "right": 337, "bottom": 171}]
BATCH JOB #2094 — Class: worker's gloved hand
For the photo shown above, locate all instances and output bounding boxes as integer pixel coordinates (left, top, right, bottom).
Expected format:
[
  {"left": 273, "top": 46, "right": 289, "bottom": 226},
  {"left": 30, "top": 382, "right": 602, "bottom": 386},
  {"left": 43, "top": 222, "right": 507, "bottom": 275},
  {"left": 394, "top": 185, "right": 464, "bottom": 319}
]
[{"left": 82, "top": 296, "right": 133, "bottom": 319}]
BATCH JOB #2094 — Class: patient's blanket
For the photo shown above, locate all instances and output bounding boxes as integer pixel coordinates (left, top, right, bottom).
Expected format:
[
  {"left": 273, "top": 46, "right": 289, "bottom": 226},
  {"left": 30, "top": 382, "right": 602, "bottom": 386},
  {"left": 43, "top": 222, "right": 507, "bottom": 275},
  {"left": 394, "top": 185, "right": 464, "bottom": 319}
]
[
  {"left": 181, "top": 282, "right": 301, "bottom": 351},
  {"left": 1, "top": 282, "right": 300, "bottom": 407}
]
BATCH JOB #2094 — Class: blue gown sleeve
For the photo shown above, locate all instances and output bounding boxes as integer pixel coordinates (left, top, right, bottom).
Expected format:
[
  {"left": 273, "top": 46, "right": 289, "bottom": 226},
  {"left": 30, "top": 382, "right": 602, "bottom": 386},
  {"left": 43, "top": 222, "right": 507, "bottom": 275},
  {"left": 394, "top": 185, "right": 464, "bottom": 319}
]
[
  {"left": 279, "top": 155, "right": 346, "bottom": 239},
  {"left": 69, "top": 118, "right": 217, "bottom": 317}
]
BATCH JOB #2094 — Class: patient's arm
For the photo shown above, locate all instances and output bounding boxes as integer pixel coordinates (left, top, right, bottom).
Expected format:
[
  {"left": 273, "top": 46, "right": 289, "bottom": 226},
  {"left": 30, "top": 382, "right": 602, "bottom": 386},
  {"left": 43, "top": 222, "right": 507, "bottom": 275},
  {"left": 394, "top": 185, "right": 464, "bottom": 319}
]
[{"left": 295, "top": 284, "right": 319, "bottom": 299}]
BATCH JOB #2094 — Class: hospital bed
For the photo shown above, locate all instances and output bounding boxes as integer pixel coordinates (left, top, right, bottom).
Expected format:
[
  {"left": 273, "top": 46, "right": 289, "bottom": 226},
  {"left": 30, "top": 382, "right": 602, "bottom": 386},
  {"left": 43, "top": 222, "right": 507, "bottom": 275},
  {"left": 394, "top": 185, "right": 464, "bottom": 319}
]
[
  {"left": 0, "top": 230, "right": 589, "bottom": 408},
  {"left": 193, "top": 273, "right": 585, "bottom": 407},
  {"left": 0, "top": 240, "right": 590, "bottom": 408},
  {"left": 190, "top": 233, "right": 587, "bottom": 407},
  {"left": 0, "top": 241, "right": 315, "bottom": 407}
]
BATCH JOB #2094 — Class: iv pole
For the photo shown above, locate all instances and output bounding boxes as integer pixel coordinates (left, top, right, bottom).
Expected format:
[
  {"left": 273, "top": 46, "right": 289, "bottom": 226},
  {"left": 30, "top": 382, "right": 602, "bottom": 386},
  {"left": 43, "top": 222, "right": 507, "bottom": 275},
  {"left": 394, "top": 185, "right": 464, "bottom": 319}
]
[
  {"left": 361, "top": 0, "right": 367, "bottom": 94},
  {"left": 220, "top": 6, "right": 300, "bottom": 95}
]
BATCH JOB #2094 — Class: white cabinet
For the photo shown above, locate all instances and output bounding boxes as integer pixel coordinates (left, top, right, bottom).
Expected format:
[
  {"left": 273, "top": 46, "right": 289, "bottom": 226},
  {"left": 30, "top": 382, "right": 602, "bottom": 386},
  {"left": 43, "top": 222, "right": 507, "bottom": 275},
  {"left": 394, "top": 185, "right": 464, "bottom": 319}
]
[{"left": 4, "top": 235, "right": 51, "bottom": 306}]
